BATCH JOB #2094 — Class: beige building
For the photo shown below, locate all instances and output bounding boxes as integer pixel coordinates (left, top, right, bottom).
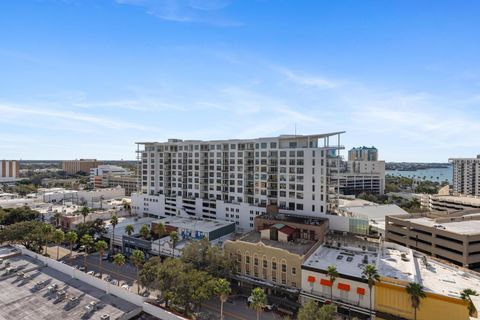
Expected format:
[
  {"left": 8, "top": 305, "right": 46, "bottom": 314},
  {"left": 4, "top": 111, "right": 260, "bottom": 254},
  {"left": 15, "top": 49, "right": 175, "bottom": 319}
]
[
  {"left": 450, "top": 156, "right": 480, "bottom": 196},
  {"left": 386, "top": 212, "right": 480, "bottom": 269},
  {"left": 0, "top": 160, "right": 20, "bottom": 182},
  {"left": 62, "top": 159, "right": 100, "bottom": 175},
  {"left": 348, "top": 146, "right": 378, "bottom": 161},
  {"left": 93, "top": 175, "right": 139, "bottom": 196},
  {"left": 224, "top": 214, "right": 328, "bottom": 298}
]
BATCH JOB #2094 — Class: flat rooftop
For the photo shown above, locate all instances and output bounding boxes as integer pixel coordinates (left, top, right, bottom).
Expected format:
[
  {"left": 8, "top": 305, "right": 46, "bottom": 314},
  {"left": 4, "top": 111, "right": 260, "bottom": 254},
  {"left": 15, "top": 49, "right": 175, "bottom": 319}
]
[
  {"left": 402, "top": 215, "right": 480, "bottom": 235},
  {"left": 257, "top": 213, "right": 329, "bottom": 226},
  {"left": 303, "top": 245, "right": 379, "bottom": 278},
  {"left": 154, "top": 216, "right": 235, "bottom": 233},
  {"left": 136, "top": 131, "right": 346, "bottom": 145},
  {"left": 238, "top": 231, "right": 316, "bottom": 256},
  {"left": 0, "top": 253, "right": 138, "bottom": 320},
  {"left": 303, "top": 242, "right": 480, "bottom": 299},
  {"left": 433, "top": 195, "right": 480, "bottom": 206}
]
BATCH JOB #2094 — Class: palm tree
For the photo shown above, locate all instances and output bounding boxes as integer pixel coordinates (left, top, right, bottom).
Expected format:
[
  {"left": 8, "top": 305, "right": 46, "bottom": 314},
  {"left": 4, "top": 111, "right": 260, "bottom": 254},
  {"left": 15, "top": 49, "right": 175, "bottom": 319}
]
[
  {"left": 327, "top": 265, "right": 339, "bottom": 301},
  {"left": 156, "top": 222, "right": 166, "bottom": 258},
  {"left": 95, "top": 240, "right": 108, "bottom": 275},
  {"left": 53, "top": 210, "right": 62, "bottom": 227},
  {"left": 169, "top": 231, "right": 179, "bottom": 258},
  {"left": 113, "top": 253, "right": 126, "bottom": 285},
  {"left": 41, "top": 224, "right": 54, "bottom": 256},
  {"left": 80, "top": 206, "right": 90, "bottom": 223},
  {"left": 130, "top": 249, "right": 145, "bottom": 294},
  {"left": 52, "top": 229, "right": 65, "bottom": 260},
  {"left": 110, "top": 213, "right": 118, "bottom": 253},
  {"left": 362, "top": 264, "right": 381, "bottom": 320},
  {"left": 460, "top": 288, "right": 479, "bottom": 317},
  {"left": 215, "top": 278, "right": 231, "bottom": 320},
  {"left": 65, "top": 231, "right": 78, "bottom": 260},
  {"left": 406, "top": 282, "right": 426, "bottom": 320},
  {"left": 80, "top": 234, "right": 94, "bottom": 271},
  {"left": 125, "top": 224, "right": 134, "bottom": 236},
  {"left": 249, "top": 287, "right": 267, "bottom": 320},
  {"left": 139, "top": 224, "right": 150, "bottom": 240}
]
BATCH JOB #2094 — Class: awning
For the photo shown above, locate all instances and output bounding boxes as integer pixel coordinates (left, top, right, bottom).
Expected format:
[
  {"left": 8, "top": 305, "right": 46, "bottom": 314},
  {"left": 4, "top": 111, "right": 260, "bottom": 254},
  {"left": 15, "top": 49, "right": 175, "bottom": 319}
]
[
  {"left": 338, "top": 283, "right": 350, "bottom": 291},
  {"left": 320, "top": 279, "right": 332, "bottom": 287},
  {"left": 356, "top": 287, "right": 366, "bottom": 295},
  {"left": 307, "top": 276, "right": 316, "bottom": 283}
]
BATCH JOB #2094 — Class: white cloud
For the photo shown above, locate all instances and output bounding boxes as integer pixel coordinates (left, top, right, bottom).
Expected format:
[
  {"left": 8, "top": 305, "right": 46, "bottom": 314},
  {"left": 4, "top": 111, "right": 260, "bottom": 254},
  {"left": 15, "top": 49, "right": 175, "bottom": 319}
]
[
  {"left": 114, "top": 0, "right": 241, "bottom": 26},
  {"left": 276, "top": 67, "right": 337, "bottom": 89}
]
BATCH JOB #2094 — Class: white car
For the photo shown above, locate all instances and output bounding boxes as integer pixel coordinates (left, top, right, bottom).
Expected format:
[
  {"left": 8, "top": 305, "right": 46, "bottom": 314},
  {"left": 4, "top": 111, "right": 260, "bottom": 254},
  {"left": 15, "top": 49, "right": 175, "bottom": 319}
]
[
  {"left": 247, "top": 296, "right": 274, "bottom": 311},
  {"left": 110, "top": 279, "right": 118, "bottom": 286},
  {"left": 121, "top": 284, "right": 130, "bottom": 290},
  {"left": 87, "top": 271, "right": 95, "bottom": 276}
]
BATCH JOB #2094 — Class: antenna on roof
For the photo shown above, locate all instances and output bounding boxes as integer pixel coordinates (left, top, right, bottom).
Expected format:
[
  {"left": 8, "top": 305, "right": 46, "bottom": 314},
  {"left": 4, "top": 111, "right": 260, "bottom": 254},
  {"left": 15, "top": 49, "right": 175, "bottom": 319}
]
[{"left": 294, "top": 122, "right": 297, "bottom": 136}]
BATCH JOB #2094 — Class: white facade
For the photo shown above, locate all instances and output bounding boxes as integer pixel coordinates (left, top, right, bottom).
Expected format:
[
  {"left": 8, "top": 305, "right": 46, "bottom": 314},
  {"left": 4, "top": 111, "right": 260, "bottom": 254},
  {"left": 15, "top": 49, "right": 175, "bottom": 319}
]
[
  {"left": 337, "top": 160, "right": 386, "bottom": 195},
  {"left": 77, "top": 187, "right": 126, "bottom": 208},
  {"left": 132, "top": 133, "right": 344, "bottom": 231},
  {"left": 450, "top": 156, "right": 480, "bottom": 196},
  {"left": 90, "top": 165, "right": 131, "bottom": 177}
]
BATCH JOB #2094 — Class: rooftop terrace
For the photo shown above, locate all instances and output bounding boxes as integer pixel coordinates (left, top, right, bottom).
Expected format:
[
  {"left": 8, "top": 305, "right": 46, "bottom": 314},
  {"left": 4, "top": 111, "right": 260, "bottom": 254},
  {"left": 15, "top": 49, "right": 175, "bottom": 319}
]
[{"left": 238, "top": 231, "right": 317, "bottom": 256}]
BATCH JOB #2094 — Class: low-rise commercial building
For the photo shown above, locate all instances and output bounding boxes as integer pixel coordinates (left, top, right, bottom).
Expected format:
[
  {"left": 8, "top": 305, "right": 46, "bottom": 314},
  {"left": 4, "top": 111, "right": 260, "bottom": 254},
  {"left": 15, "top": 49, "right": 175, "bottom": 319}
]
[
  {"left": 301, "top": 238, "right": 480, "bottom": 320},
  {"left": 224, "top": 215, "right": 328, "bottom": 300},
  {"left": 386, "top": 212, "right": 480, "bottom": 269}
]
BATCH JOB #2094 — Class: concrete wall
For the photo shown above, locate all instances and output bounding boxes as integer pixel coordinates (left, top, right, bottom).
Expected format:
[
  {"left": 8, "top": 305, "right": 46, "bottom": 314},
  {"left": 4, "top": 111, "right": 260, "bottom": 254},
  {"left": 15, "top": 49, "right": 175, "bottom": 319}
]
[{"left": 16, "top": 246, "right": 186, "bottom": 319}]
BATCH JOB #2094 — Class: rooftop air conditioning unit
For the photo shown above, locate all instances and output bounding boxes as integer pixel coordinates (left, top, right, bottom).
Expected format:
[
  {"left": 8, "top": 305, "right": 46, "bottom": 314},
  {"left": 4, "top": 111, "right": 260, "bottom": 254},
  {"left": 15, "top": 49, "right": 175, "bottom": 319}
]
[{"left": 100, "top": 315, "right": 110, "bottom": 320}]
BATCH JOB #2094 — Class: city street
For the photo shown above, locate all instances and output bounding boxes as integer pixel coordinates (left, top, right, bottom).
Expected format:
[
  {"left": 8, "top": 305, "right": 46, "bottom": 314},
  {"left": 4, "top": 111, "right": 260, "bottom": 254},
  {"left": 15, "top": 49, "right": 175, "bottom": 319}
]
[{"left": 200, "top": 296, "right": 283, "bottom": 320}]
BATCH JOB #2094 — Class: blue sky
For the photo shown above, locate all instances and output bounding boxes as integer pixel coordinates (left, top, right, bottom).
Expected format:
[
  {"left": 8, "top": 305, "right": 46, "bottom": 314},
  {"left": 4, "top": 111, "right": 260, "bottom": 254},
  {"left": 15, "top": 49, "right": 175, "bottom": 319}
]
[{"left": 1, "top": 0, "right": 479, "bottom": 161}]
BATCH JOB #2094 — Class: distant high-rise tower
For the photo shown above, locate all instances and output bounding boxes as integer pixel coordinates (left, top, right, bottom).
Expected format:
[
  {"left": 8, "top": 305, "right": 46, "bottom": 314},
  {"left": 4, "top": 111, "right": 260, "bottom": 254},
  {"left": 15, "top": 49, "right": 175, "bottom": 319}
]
[
  {"left": 0, "top": 160, "right": 20, "bottom": 182},
  {"left": 449, "top": 155, "right": 480, "bottom": 196},
  {"left": 348, "top": 146, "right": 378, "bottom": 161}
]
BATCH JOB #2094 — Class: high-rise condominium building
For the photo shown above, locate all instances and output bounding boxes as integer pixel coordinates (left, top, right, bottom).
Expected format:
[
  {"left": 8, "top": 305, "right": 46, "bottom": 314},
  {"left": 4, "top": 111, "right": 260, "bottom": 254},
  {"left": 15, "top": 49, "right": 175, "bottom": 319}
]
[
  {"left": 131, "top": 132, "right": 344, "bottom": 231},
  {"left": 348, "top": 146, "right": 378, "bottom": 161},
  {"left": 62, "top": 159, "right": 101, "bottom": 175},
  {"left": 0, "top": 160, "right": 20, "bottom": 182},
  {"left": 449, "top": 155, "right": 480, "bottom": 196}
]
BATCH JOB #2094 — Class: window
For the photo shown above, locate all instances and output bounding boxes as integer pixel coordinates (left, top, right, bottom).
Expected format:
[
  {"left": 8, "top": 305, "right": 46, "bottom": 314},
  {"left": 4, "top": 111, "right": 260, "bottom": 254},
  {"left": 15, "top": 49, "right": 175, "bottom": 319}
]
[
  {"left": 282, "top": 264, "right": 287, "bottom": 272},
  {"left": 246, "top": 256, "right": 250, "bottom": 264},
  {"left": 263, "top": 260, "right": 268, "bottom": 268},
  {"left": 292, "top": 267, "right": 296, "bottom": 275},
  {"left": 272, "top": 262, "right": 277, "bottom": 270}
]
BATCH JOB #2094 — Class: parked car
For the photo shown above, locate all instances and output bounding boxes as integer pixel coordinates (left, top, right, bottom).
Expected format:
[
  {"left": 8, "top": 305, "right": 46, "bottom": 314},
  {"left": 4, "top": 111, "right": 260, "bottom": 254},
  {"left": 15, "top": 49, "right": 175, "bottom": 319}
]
[
  {"left": 248, "top": 296, "right": 275, "bottom": 311},
  {"left": 87, "top": 271, "right": 94, "bottom": 276},
  {"left": 121, "top": 284, "right": 130, "bottom": 290},
  {"left": 79, "top": 266, "right": 86, "bottom": 271},
  {"left": 94, "top": 273, "right": 101, "bottom": 278},
  {"left": 110, "top": 279, "right": 118, "bottom": 286}
]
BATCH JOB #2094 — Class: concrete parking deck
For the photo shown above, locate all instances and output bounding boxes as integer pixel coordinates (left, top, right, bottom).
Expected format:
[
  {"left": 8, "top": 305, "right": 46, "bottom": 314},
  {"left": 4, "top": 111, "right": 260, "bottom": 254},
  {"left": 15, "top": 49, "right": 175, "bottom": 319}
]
[{"left": 0, "top": 254, "right": 139, "bottom": 320}]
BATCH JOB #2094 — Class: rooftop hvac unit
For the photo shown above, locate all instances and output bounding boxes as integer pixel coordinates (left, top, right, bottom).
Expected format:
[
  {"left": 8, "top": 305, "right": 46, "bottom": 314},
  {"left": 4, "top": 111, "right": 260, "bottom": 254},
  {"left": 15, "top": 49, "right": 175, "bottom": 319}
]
[{"left": 100, "top": 315, "right": 110, "bottom": 320}]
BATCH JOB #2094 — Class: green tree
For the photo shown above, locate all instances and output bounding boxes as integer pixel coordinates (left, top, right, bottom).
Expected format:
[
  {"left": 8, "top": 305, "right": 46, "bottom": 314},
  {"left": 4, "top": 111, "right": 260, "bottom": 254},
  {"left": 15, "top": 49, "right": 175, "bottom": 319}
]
[
  {"left": 362, "top": 264, "right": 381, "bottom": 320},
  {"left": 169, "top": 231, "right": 179, "bottom": 257},
  {"left": 113, "top": 253, "right": 126, "bottom": 285},
  {"left": 53, "top": 210, "right": 62, "bottom": 227},
  {"left": 125, "top": 224, "right": 134, "bottom": 236},
  {"left": 327, "top": 265, "right": 339, "bottom": 301},
  {"left": 406, "top": 282, "right": 426, "bottom": 320},
  {"left": 318, "top": 304, "right": 337, "bottom": 320},
  {"left": 139, "top": 224, "right": 150, "bottom": 240},
  {"left": 130, "top": 249, "right": 145, "bottom": 294},
  {"left": 297, "top": 300, "right": 337, "bottom": 320},
  {"left": 80, "top": 234, "right": 94, "bottom": 270},
  {"left": 80, "top": 206, "right": 90, "bottom": 223},
  {"left": 41, "top": 223, "right": 54, "bottom": 255},
  {"left": 249, "top": 287, "right": 267, "bottom": 320},
  {"left": 110, "top": 213, "right": 118, "bottom": 253},
  {"left": 460, "top": 288, "right": 479, "bottom": 317},
  {"left": 0, "top": 221, "right": 44, "bottom": 252},
  {"left": 52, "top": 229, "right": 65, "bottom": 260},
  {"left": 95, "top": 240, "right": 108, "bottom": 275},
  {"left": 215, "top": 278, "right": 231, "bottom": 320},
  {"left": 75, "top": 219, "right": 106, "bottom": 239},
  {"left": 155, "top": 222, "right": 166, "bottom": 259},
  {"left": 65, "top": 231, "right": 78, "bottom": 260}
]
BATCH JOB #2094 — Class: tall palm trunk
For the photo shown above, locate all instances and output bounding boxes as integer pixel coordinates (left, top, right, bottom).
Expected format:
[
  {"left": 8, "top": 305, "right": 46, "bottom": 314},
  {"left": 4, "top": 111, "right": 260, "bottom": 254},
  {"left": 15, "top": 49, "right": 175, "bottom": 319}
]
[
  {"left": 256, "top": 309, "right": 260, "bottom": 320},
  {"left": 369, "top": 286, "right": 373, "bottom": 320},
  {"left": 69, "top": 243, "right": 73, "bottom": 260},
  {"left": 111, "top": 227, "right": 115, "bottom": 253},
  {"left": 136, "top": 268, "right": 140, "bottom": 294},
  {"left": 220, "top": 299, "right": 224, "bottom": 320},
  {"left": 99, "top": 254, "right": 103, "bottom": 275},
  {"left": 84, "top": 254, "right": 87, "bottom": 271},
  {"left": 56, "top": 246, "right": 60, "bottom": 260}
]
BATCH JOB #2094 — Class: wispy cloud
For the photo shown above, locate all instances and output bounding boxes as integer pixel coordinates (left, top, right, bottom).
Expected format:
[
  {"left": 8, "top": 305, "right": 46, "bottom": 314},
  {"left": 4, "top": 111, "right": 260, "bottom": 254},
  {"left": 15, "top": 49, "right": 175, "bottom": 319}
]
[
  {"left": 0, "top": 103, "right": 160, "bottom": 132},
  {"left": 114, "top": 0, "right": 241, "bottom": 26},
  {"left": 276, "top": 67, "right": 337, "bottom": 89}
]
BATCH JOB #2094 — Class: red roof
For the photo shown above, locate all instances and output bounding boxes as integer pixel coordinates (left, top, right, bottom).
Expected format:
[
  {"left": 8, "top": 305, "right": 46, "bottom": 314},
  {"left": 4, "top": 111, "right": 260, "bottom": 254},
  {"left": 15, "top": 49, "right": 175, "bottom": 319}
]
[{"left": 278, "top": 225, "right": 296, "bottom": 236}]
